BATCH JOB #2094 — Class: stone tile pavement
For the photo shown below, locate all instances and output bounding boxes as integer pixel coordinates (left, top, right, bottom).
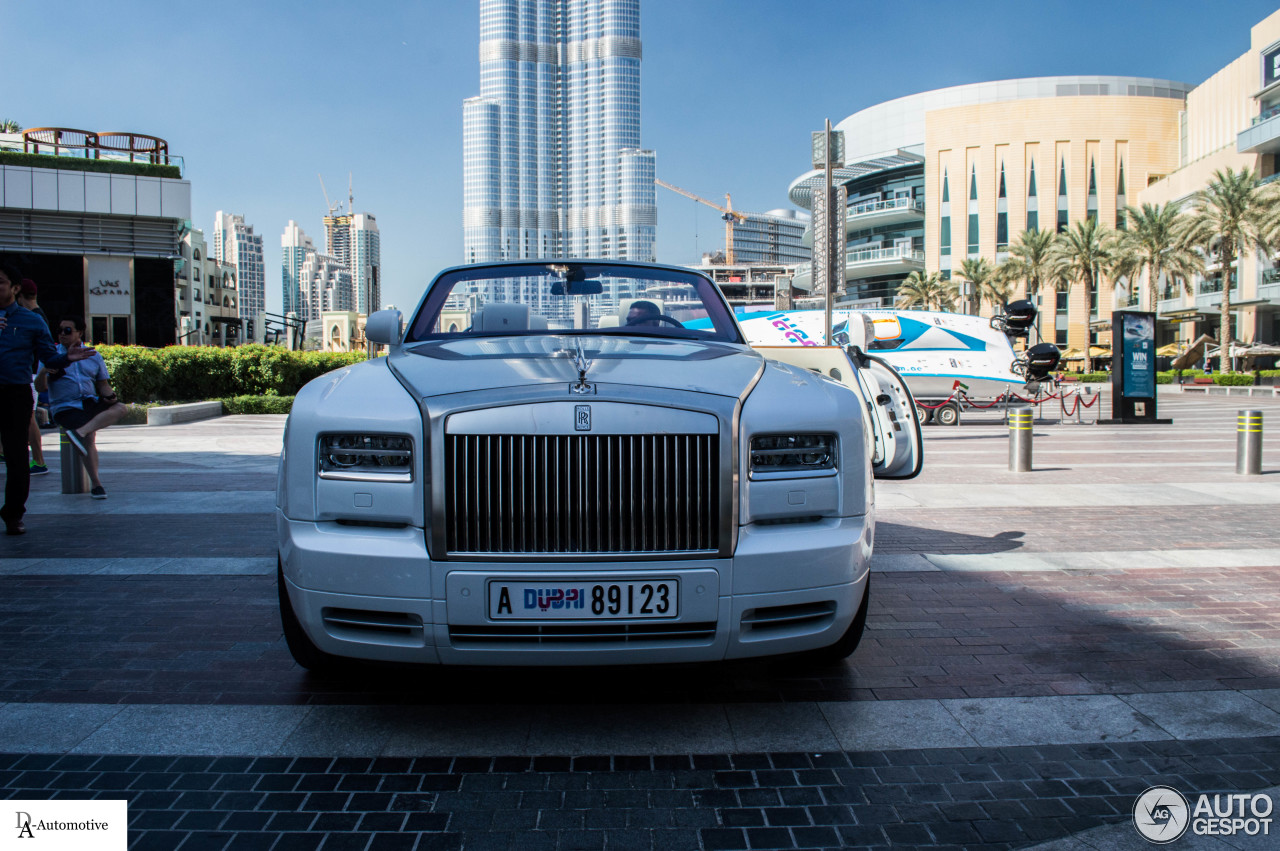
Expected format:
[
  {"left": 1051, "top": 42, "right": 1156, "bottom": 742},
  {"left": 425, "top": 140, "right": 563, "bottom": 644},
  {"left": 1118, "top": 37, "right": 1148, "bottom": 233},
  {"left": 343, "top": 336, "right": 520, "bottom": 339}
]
[{"left": 2, "top": 394, "right": 1279, "bottom": 849}]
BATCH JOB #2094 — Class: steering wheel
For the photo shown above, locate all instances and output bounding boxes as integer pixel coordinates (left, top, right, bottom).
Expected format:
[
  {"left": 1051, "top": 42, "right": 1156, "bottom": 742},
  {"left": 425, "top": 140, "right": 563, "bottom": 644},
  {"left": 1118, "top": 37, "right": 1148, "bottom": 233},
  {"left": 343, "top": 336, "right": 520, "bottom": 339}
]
[{"left": 626, "top": 314, "right": 684, "bottom": 328}]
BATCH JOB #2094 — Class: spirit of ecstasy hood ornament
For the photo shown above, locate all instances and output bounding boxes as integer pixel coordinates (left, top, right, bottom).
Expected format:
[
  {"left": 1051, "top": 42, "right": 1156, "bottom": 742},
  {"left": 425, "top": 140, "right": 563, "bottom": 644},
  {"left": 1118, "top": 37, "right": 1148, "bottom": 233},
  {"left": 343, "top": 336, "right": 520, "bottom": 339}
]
[{"left": 570, "top": 338, "right": 594, "bottom": 394}]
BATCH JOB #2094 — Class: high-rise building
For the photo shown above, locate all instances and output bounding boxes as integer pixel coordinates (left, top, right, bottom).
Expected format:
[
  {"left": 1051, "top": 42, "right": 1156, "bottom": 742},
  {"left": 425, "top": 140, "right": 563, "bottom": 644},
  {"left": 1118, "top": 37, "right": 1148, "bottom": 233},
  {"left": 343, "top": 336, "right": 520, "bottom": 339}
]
[
  {"left": 324, "top": 211, "right": 381, "bottom": 314},
  {"left": 463, "top": 0, "right": 656, "bottom": 269},
  {"left": 281, "top": 220, "right": 315, "bottom": 319},
  {"left": 213, "top": 211, "right": 265, "bottom": 342},
  {"left": 299, "top": 251, "right": 353, "bottom": 319}
]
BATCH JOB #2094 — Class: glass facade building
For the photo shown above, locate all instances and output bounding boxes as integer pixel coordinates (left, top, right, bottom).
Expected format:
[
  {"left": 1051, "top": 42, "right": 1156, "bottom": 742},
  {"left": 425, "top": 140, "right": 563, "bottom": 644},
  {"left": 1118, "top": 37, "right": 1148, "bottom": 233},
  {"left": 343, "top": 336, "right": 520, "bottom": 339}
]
[{"left": 463, "top": 0, "right": 656, "bottom": 271}]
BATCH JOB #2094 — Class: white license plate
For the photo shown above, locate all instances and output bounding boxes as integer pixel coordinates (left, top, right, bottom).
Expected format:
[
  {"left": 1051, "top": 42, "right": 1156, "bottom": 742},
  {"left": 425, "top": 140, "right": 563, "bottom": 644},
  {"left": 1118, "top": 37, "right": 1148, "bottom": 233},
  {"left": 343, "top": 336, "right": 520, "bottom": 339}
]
[{"left": 488, "top": 579, "right": 679, "bottom": 620}]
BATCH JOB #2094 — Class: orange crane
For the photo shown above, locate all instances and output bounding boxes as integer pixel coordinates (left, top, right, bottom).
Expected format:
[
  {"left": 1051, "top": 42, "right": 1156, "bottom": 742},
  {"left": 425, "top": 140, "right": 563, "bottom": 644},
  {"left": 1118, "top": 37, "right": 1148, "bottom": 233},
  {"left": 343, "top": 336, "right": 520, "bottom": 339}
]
[{"left": 655, "top": 178, "right": 749, "bottom": 265}]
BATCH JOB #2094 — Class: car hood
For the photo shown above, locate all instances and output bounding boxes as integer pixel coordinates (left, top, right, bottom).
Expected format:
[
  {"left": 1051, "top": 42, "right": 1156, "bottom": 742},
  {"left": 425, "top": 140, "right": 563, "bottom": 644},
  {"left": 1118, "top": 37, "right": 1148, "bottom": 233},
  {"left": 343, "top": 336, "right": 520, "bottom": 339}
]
[{"left": 388, "top": 335, "right": 765, "bottom": 399}]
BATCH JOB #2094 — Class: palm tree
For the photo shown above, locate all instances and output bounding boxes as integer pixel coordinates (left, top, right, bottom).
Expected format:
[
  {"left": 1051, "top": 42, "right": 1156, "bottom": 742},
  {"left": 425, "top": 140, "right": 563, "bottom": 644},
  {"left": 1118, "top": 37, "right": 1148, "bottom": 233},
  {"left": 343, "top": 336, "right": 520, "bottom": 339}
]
[
  {"left": 895, "top": 270, "right": 956, "bottom": 311},
  {"left": 1114, "top": 202, "right": 1204, "bottom": 313},
  {"left": 1049, "top": 217, "right": 1117, "bottom": 374},
  {"left": 1004, "top": 228, "right": 1058, "bottom": 305},
  {"left": 0, "top": 119, "right": 21, "bottom": 134},
  {"left": 955, "top": 257, "right": 1009, "bottom": 315},
  {"left": 1185, "top": 167, "right": 1280, "bottom": 373}
]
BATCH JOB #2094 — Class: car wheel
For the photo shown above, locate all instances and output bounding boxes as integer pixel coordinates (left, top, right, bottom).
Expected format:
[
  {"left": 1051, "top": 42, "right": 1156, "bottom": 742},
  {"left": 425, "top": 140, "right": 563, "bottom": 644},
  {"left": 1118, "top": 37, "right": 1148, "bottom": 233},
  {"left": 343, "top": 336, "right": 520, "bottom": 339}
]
[
  {"left": 915, "top": 404, "right": 933, "bottom": 425},
  {"left": 936, "top": 403, "right": 959, "bottom": 426},
  {"left": 278, "top": 559, "right": 345, "bottom": 673},
  {"left": 795, "top": 574, "right": 870, "bottom": 666}
]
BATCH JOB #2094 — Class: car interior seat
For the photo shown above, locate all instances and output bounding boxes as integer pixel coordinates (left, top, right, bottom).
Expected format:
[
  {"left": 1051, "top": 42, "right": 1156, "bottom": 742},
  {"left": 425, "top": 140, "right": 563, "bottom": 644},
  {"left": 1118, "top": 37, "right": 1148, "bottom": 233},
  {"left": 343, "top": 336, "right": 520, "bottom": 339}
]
[{"left": 471, "top": 303, "right": 530, "bottom": 332}]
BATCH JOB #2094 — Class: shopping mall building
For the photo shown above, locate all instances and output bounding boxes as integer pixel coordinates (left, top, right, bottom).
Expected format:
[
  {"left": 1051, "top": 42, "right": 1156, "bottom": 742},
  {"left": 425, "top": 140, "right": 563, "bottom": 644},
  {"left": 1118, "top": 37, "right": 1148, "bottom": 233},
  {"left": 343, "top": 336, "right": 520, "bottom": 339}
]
[{"left": 789, "top": 8, "right": 1280, "bottom": 354}]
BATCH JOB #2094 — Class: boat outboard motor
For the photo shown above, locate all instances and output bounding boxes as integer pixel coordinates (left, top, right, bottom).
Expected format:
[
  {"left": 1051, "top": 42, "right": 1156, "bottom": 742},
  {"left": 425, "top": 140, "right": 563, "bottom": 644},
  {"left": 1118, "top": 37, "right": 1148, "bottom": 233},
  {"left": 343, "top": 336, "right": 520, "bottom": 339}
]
[
  {"left": 1012, "top": 342, "right": 1062, "bottom": 382},
  {"left": 990, "top": 299, "right": 1037, "bottom": 340}
]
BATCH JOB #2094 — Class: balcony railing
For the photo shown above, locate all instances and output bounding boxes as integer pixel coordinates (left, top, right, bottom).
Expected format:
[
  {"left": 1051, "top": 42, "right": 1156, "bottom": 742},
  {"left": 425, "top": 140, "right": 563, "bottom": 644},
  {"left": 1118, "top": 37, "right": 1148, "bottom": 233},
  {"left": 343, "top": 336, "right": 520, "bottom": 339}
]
[
  {"left": 847, "top": 244, "right": 925, "bottom": 265},
  {"left": 1254, "top": 104, "right": 1280, "bottom": 125},
  {"left": 847, "top": 197, "right": 925, "bottom": 218},
  {"left": 1197, "top": 277, "right": 1238, "bottom": 295}
]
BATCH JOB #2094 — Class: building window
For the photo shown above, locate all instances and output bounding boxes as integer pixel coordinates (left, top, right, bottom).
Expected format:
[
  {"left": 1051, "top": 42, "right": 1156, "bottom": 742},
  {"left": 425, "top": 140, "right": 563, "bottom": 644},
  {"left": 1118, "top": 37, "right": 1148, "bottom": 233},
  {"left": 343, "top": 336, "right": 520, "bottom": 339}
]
[
  {"left": 1056, "top": 290, "right": 1068, "bottom": 314},
  {"left": 1116, "top": 159, "right": 1127, "bottom": 230},
  {"left": 967, "top": 165, "right": 979, "bottom": 256},
  {"left": 1057, "top": 158, "right": 1069, "bottom": 233},
  {"left": 1086, "top": 158, "right": 1098, "bottom": 224},
  {"left": 940, "top": 169, "right": 951, "bottom": 257},
  {"left": 996, "top": 162, "right": 1009, "bottom": 249},
  {"left": 1026, "top": 159, "right": 1039, "bottom": 232}
]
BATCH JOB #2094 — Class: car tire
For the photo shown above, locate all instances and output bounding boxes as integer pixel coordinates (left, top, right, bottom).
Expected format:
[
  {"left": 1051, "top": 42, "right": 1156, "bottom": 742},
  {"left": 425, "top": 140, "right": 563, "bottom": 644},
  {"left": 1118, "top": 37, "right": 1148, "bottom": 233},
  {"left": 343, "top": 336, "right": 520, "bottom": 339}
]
[
  {"left": 936, "top": 403, "right": 959, "bottom": 426},
  {"left": 278, "top": 558, "right": 345, "bottom": 673},
  {"left": 915, "top": 404, "right": 933, "bottom": 425},
  {"left": 795, "top": 574, "right": 870, "bottom": 666}
]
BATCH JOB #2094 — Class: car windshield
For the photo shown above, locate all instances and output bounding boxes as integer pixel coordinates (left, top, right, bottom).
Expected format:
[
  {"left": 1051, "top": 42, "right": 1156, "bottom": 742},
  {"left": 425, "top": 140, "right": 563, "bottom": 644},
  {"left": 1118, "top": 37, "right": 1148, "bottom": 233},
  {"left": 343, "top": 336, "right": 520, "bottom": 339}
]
[{"left": 403, "top": 262, "right": 744, "bottom": 344}]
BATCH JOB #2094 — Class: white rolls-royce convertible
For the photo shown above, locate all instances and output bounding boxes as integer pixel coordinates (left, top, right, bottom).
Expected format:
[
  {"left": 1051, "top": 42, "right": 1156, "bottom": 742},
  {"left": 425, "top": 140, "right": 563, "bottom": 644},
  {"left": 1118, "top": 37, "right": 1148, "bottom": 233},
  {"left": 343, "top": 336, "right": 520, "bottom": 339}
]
[{"left": 276, "top": 261, "right": 921, "bottom": 670}]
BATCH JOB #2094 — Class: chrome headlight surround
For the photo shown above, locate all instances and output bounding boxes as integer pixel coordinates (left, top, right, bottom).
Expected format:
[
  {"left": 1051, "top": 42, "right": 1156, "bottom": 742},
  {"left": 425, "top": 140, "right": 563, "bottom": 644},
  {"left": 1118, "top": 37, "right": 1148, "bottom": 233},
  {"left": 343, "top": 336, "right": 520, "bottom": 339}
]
[
  {"left": 749, "top": 433, "right": 837, "bottom": 479},
  {"left": 317, "top": 433, "right": 414, "bottom": 483}
]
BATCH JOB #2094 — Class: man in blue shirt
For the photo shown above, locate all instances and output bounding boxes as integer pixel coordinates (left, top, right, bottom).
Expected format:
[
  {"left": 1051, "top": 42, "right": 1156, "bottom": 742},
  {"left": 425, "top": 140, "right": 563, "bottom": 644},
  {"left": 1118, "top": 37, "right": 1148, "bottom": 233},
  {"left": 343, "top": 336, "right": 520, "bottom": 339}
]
[{"left": 0, "top": 263, "right": 97, "bottom": 535}]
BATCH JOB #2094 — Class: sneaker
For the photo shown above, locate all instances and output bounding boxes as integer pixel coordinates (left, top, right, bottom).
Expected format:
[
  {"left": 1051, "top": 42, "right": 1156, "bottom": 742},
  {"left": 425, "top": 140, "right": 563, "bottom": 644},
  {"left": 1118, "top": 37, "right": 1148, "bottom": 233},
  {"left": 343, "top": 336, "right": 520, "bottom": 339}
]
[
  {"left": 63, "top": 428, "right": 88, "bottom": 455},
  {"left": 4, "top": 518, "right": 24, "bottom": 535},
  {"left": 29, "top": 462, "right": 49, "bottom": 475},
  {"left": 90, "top": 485, "right": 107, "bottom": 500}
]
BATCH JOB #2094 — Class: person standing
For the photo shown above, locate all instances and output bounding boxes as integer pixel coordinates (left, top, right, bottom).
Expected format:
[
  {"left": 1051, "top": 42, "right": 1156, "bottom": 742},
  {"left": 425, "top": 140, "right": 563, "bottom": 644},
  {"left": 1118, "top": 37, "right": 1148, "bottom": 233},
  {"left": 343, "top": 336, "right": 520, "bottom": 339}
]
[
  {"left": 0, "top": 263, "right": 96, "bottom": 535},
  {"left": 36, "top": 316, "right": 125, "bottom": 500},
  {"left": 16, "top": 278, "right": 50, "bottom": 475}
]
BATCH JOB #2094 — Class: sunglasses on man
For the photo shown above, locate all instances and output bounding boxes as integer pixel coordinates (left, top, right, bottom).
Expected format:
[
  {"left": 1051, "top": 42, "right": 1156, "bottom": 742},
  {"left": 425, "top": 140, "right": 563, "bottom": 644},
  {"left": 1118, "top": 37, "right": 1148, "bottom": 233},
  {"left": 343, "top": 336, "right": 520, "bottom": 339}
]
[{"left": 58, "top": 326, "right": 75, "bottom": 335}]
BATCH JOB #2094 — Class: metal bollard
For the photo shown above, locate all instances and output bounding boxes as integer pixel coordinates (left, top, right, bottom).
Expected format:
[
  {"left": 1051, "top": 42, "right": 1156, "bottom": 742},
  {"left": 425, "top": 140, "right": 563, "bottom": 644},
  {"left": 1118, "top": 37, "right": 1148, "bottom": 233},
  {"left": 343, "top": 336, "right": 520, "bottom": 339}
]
[
  {"left": 59, "top": 431, "right": 90, "bottom": 494},
  {"left": 1008, "top": 407, "right": 1034, "bottom": 472},
  {"left": 1237, "top": 410, "right": 1263, "bottom": 475}
]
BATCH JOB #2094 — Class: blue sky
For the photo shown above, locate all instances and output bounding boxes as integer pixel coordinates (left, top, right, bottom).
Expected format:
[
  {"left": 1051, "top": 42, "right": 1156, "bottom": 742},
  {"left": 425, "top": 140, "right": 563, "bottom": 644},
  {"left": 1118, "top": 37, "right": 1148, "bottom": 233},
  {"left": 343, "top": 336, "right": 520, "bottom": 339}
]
[{"left": 6, "top": 0, "right": 1280, "bottom": 315}]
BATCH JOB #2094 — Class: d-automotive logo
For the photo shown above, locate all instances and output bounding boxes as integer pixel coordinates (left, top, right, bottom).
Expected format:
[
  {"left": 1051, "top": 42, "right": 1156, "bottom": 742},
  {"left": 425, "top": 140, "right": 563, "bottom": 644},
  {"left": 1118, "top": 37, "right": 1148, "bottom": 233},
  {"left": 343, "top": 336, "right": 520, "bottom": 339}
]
[
  {"left": 1133, "top": 786, "right": 1273, "bottom": 843},
  {"left": 7, "top": 800, "right": 126, "bottom": 849}
]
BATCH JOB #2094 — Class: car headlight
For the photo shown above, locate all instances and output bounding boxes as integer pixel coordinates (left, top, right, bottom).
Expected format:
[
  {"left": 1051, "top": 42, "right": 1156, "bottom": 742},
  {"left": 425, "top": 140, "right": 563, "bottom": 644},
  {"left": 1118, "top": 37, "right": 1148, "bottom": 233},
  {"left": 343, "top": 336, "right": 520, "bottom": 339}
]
[
  {"left": 750, "top": 433, "right": 837, "bottom": 476},
  {"left": 318, "top": 433, "right": 414, "bottom": 482}
]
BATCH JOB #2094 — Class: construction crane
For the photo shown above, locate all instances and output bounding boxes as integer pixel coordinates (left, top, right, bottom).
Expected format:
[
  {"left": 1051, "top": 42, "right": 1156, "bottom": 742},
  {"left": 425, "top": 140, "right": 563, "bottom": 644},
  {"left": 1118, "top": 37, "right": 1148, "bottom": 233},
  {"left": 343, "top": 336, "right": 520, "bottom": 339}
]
[
  {"left": 318, "top": 174, "right": 343, "bottom": 217},
  {"left": 655, "top": 178, "right": 748, "bottom": 265}
]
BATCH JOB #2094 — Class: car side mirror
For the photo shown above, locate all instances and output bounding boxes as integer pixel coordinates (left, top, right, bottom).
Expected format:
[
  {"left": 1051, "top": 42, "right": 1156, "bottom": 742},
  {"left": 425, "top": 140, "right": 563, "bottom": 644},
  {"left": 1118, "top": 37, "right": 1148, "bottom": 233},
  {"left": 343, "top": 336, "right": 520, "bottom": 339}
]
[{"left": 365, "top": 309, "right": 402, "bottom": 347}]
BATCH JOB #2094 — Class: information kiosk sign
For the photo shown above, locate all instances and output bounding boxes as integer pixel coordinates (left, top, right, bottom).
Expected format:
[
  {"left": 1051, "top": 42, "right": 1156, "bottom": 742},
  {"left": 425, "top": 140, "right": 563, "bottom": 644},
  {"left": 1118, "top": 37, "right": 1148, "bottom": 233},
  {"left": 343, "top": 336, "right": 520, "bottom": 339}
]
[{"left": 1110, "top": 310, "right": 1164, "bottom": 423}]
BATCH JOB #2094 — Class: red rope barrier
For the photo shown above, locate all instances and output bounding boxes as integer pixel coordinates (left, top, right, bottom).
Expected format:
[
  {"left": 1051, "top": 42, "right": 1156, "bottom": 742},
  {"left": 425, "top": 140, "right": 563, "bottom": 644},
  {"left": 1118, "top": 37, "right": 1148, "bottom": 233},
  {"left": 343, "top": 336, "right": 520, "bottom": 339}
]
[
  {"left": 1060, "top": 393, "right": 1080, "bottom": 417},
  {"left": 1078, "top": 391, "right": 1100, "bottom": 409},
  {"left": 916, "top": 392, "right": 959, "bottom": 410}
]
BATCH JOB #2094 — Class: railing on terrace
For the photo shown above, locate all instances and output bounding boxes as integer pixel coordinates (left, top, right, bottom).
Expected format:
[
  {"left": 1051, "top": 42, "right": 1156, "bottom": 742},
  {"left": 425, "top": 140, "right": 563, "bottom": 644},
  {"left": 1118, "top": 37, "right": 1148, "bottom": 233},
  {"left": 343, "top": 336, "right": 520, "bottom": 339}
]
[
  {"left": 847, "top": 244, "right": 925, "bottom": 264},
  {"left": 846, "top": 197, "right": 925, "bottom": 218},
  {"left": 1263, "top": 268, "right": 1280, "bottom": 285},
  {"left": 1253, "top": 104, "right": 1280, "bottom": 126},
  {"left": 1198, "top": 278, "right": 1238, "bottom": 295},
  {"left": 3, "top": 127, "right": 181, "bottom": 171}
]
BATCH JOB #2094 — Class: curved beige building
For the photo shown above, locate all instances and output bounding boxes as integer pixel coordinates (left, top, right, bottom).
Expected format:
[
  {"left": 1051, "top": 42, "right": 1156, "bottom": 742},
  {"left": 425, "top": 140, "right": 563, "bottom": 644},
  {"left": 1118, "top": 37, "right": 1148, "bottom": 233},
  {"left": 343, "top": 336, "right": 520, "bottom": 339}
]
[{"left": 927, "top": 94, "right": 1185, "bottom": 349}]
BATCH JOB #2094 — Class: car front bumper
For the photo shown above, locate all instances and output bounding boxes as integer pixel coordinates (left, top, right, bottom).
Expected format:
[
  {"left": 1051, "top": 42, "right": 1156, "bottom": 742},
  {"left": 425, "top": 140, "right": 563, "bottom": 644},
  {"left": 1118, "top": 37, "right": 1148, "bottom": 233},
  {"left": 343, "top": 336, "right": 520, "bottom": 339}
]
[{"left": 278, "top": 511, "right": 872, "bottom": 666}]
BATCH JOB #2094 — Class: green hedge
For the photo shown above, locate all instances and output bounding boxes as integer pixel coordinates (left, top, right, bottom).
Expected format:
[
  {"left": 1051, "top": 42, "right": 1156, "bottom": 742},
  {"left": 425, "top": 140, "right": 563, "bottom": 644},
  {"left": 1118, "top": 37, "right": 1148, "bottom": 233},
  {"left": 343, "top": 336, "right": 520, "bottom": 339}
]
[
  {"left": 98, "top": 345, "right": 365, "bottom": 403},
  {"left": 1214, "top": 373, "right": 1256, "bottom": 386},
  {"left": 220, "top": 395, "right": 294, "bottom": 415},
  {"left": 0, "top": 150, "right": 181, "bottom": 179}
]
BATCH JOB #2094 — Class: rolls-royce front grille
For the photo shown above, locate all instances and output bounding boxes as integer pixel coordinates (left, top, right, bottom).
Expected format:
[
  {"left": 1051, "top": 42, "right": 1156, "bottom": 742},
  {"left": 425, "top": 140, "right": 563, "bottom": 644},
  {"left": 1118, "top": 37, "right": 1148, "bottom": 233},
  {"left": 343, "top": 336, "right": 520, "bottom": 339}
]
[{"left": 445, "top": 433, "right": 720, "bottom": 554}]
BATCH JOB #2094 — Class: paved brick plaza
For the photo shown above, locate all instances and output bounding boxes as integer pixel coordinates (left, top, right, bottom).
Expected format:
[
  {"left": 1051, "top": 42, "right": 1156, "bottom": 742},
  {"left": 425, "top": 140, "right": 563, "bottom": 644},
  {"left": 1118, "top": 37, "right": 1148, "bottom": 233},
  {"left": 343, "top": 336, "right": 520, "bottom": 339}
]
[{"left": 2, "top": 391, "right": 1279, "bottom": 849}]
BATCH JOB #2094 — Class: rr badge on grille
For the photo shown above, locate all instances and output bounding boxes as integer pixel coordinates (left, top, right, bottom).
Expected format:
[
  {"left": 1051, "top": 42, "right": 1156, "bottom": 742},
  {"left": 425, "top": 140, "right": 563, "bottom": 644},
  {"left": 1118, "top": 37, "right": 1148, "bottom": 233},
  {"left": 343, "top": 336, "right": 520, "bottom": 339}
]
[{"left": 575, "top": 405, "right": 591, "bottom": 431}]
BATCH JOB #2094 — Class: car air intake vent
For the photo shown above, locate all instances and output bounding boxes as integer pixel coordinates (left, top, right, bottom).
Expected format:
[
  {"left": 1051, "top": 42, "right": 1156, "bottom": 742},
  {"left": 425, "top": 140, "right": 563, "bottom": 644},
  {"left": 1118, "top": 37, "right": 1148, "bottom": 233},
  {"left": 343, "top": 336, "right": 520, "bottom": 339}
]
[
  {"left": 741, "top": 601, "right": 837, "bottom": 637},
  {"left": 449, "top": 621, "right": 717, "bottom": 646},
  {"left": 445, "top": 433, "right": 720, "bottom": 554},
  {"left": 322, "top": 608, "right": 425, "bottom": 646}
]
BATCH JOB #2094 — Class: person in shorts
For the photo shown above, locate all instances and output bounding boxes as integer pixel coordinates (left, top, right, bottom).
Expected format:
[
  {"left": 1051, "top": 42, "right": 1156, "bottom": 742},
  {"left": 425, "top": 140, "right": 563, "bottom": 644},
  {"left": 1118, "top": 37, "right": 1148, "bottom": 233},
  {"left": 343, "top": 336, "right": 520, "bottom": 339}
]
[{"left": 35, "top": 316, "right": 125, "bottom": 499}]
